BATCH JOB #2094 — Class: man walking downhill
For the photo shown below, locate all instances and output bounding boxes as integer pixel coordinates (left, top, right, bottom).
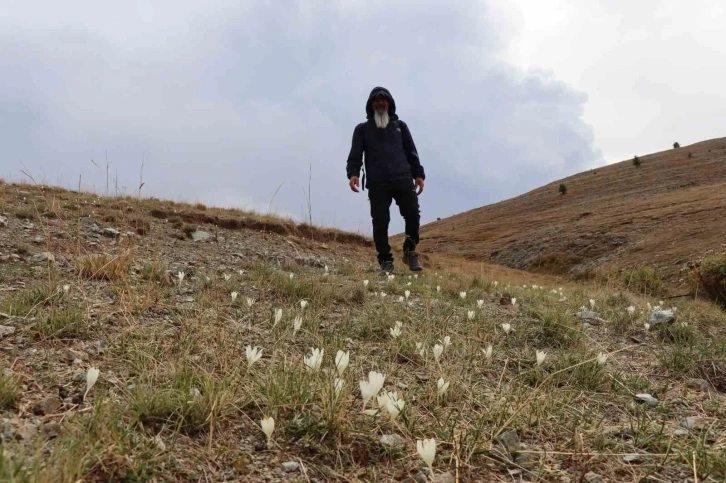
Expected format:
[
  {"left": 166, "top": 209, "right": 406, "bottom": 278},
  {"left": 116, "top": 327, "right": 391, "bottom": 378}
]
[{"left": 346, "top": 86, "right": 425, "bottom": 275}]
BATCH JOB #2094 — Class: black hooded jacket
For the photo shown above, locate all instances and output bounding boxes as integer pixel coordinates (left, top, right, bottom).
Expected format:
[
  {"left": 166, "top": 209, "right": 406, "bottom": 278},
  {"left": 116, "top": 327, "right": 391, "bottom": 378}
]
[{"left": 346, "top": 87, "right": 425, "bottom": 188}]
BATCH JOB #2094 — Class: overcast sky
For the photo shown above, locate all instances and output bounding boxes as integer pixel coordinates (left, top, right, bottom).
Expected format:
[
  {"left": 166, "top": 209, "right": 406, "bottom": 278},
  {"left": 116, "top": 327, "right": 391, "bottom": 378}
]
[{"left": 2, "top": 1, "right": 724, "bottom": 235}]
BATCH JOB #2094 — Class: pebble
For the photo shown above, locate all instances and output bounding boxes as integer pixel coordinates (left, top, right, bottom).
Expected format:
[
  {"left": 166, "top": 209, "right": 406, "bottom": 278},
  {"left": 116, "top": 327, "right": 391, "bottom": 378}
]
[
  {"left": 434, "top": 472, "right": 455, "bottom": 483},
  {"left": 0, "top": 216, "right": 7, "bottom": 227},
  {"left": 496, "top": 429, "right": 520, "bottom": 454},
  {"left": 379, "top": 433, "right": 407, "bottom": 450},
  {"left": 584, "top": 472, "right": 603, "bottom": 483},
  {"left": 32, "top": 397, "right": 60, "bottom": 416},
  {"left": 686, "top": 379, "right": 709, "bottom": 391},
  {"left": 281, "top": 461, "right": 300, "bottom": 473},
  {"left": 29, "top": 252, "right": 55, "bottom": 263},
  {"left": 648, "top": 309, "right": 675, "bottom": 327},
  {"left": 674, "top": 429, "right": 689, "bottom": 436},
  {"left": 635, "top": 393, "right": 659, "bottom": 406},
  {"left": 0, "top": 325, "right": 16, "bottom": 338},
  {"left": 680, "top": 417, "right": 699, "bottom": 429},
  {"left": 622, "top": 454, "right": 643, "bottom": 464},
  {"left": 191, "top": 230, "right": 210, "bottom": 241},
  {"left": 100, "top": 227, "right": 120, "bottom": 237}
]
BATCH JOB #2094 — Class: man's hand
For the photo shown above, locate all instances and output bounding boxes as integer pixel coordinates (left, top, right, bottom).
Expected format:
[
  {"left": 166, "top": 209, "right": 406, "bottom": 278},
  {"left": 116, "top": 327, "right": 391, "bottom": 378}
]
[
  {"left": 349, "top": 176, "right": 360, "bottom": 193},
  {"left": 415, "top": 177, "right": 425, "bottom": 195}
]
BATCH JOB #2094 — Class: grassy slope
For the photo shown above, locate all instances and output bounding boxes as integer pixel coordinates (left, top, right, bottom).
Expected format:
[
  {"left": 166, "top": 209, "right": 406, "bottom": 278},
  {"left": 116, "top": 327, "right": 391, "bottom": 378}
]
[
  {"left": 409, "top": 138, "right": 726, "bottom": 291},
  {"left": 1, "top": 180, "right": 725, "bottom": 482}
]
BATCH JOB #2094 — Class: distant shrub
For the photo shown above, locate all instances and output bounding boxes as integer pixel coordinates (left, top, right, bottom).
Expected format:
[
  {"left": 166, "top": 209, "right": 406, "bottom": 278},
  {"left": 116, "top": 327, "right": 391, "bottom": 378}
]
[
  {"left": 529, "top": 252, "right": 582, "bottom": 275},
  {"left": 559, "top": 183, "right": 567, "bottom": 195},
  {"left": 673, "top": 142, "right": 680, "bottom": 148},
  {"left": 620, "top": 266, "right": 662, "bottom": 296},
  {"left": 688, "top": 152, "right": 693, "bottom": 159},
  {"left": 633, "top": 155, "right": 641, "bottom": 167},
  {"left": 695, "top": 254, "right": 726, "bottom": 306}
]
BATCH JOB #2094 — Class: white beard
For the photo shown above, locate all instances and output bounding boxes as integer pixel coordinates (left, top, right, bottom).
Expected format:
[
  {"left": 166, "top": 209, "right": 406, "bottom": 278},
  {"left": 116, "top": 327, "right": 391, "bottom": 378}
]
[{"left": 374, "top": 110, "right": 390, "bottom": 129}]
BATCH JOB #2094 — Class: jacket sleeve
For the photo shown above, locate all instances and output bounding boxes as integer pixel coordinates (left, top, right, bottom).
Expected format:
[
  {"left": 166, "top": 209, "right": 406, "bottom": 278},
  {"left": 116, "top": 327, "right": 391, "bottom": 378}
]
[
  {"left": 400, "top": 121, "right": 425, "bottom": 180},
  {"left": 346, "top": 123, "right": 365, "bottom": 179}
]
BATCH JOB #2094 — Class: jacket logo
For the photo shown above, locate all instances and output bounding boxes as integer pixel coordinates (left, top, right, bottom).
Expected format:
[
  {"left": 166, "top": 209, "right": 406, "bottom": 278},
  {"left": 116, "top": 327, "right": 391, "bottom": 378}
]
[{"left": 396, "top": 128, "right": 401, "bottom": 132}]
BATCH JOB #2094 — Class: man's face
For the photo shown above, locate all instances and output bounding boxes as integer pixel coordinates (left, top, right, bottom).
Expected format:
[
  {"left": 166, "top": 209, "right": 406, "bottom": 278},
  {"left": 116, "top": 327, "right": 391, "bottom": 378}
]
[{"left": 372, "top": 96, "right": 389, "bottom": 113}]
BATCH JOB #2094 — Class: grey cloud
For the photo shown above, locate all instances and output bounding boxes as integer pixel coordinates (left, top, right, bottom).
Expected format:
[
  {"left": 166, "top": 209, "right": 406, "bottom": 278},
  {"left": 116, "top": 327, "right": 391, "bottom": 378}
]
[{"left": 0, "top": 1, "right": 600, "bottom": 237}]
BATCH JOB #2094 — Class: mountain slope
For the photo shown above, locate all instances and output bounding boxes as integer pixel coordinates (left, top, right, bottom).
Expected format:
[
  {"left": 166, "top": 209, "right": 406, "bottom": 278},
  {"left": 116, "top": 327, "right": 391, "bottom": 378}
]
[{"left": 412, "top": 137, "right": 726, "bottom": 288}]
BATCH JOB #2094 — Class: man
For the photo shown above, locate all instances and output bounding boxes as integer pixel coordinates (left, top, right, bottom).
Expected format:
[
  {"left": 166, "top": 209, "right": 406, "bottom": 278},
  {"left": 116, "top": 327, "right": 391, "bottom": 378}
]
[{"left": 346, "top": 86, "right": 425, "bottom": 274}]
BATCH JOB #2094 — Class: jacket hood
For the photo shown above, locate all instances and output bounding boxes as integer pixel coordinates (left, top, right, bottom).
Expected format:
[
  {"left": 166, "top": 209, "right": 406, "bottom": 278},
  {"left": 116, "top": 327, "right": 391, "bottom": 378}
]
[{"left": 366, "top": 86, "right": 399, "bottom": 120}]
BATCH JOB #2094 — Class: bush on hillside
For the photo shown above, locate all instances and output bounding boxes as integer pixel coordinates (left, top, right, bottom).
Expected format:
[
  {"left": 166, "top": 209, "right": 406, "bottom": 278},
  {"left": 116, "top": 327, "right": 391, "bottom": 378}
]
[
  {"left": 673, "top": 142, "right": 680, "bottom": 148},
  {"left": 620, "top": 266, "right": 663, "bottom": 296},
  {"left": 695, "top": 254, "right": 726, "bottom": 306},
  {"left": 633, "top": 155, "right": 641, "bottom": 167},
  {"left": 559, "top": 183, "right": 567, "bottom": 195}
]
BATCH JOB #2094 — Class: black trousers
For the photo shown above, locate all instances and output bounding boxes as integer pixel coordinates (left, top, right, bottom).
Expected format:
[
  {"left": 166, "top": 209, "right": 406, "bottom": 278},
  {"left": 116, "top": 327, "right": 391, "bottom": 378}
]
[{"left": 368, "top": 179, "right": 420, "bottom": 264}]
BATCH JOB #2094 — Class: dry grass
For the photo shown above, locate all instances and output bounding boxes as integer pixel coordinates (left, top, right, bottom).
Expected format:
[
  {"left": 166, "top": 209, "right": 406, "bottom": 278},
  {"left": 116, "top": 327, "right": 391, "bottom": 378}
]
[{"left": 1, "top": 182, "right": 725, "bottom": 482}]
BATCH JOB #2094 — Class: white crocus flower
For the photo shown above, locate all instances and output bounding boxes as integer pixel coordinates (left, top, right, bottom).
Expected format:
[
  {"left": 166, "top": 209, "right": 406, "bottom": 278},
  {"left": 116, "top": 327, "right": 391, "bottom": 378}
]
[
  {"left": 293, "top": 316, "right": 303, "bottom": 336},
  {"left": 303, "top": 348, "right": 324, "bottom": 371},
  {"left": 536, "top": 350, "right": 547, "bottom": 366},
  {"left": 238, "top": 270, "right": 245, "bottom": 276},
  {"left": 432, "top": 344, "right": 444, "bottom": 362},
  {"left": 626, "top": 306, "right": 636, "bottom": 315},
  {"left": 63, "top": 284, "right": 70, "bottom": 293},
  {"left": 289, "top": 273, "right": 294, "bottom": 279},
  {"left": 177, "top": 271, "right": 185, "bottom": 284},
  {"left": 501, "top": 323, "right": 512, "bottom": 334},
  {"left": 476, "top": 299, "right": 484, "bottom": 308},
  {"left": 436, "top": 286, "right": 441, "bottom": 292},
  {"left": 273, "top": 308, "right": 282, "bottom": 327},
  {"left": 443, "top": 336, "right": 451, "bottom": 348},
  {"left": 390, "top": 321, "right": 402, "bottom": 338},
  {"left": 493, "top": 281, "right": 499, "bottom": 287},
  {"left": 364, "top": 279, "right": 369, "bottom": 287},
  {"left": 300, "top": 300, "right": 308, "bottom": 309},
  {"left": 246, "top": 345, "right": 263, "bottom": 368},
  {"left": 260, "top": 416, "right": 275, "bottom": 444},
  {"left": 224, "top": 273, "right": 232, "bottom": 281},
  {"left": 417, "top": 438, "right": 437, "bottom": 474},
  {"left": 483, "top": 344, "right": 493, "bottom": 361},
  {"left": 84, "top": 367, "right": 100, "bottom": 399},
  {"left": 589, "top": 299, "right": 596, "bottom": 308},
  {"left": 596, "top": 352, "right": 608, "bottom": 366},
  {"left": 459, "top": 291, "right": 467, "bottom": 299},
  {"left": 387, "top": 274, "right": 395, "bottom": 282},
  {"left": 405, "top": 290, "right": 411, "bottom": 300},
  {"left": 467, "top": 310, "right": 475, "bottom": 320},
  {"left": 359, "top": 371, "right": 386, "bottom": 407},
  {"left": 246, "top": 297, "right": 255, "bottom": 308},
  {"left": 335, "top": 350, "right": 350, "bottom": 376},
  {"left": 437, "top": 378, "right": 450, "bottom": 396},
  {"left": 511, "top": 297, "right": 517, "bottom": 305},
  {"left": 398, "top": 296, "right": 405, "bottom": 303},
  {"left": 231, "top": 291, "right": 238, "bottom": 301}
]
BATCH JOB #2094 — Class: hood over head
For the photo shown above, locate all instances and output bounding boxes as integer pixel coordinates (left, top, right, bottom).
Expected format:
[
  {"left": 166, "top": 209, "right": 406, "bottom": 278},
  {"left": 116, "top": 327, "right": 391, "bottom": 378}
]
[{"left": 366, "top": 86, "right": 398, "bottom": 120}]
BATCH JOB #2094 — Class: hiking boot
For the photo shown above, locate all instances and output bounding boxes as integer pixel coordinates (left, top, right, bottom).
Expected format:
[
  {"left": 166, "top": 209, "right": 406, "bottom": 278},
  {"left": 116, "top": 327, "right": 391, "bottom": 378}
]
[
  {"left": 402, "top": 251, "right": 422, "bottom": 271},
  {"left": 379, "top": 260, "right": 394, "bottom": 275}
]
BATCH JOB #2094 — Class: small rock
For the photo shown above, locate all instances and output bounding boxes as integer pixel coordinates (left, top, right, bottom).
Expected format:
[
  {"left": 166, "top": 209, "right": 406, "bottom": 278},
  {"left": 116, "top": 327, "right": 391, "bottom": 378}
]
[
  {"left": 43, "top": 422, "right": 60, "bottom": 439},
  {"left": 434, "top": 472, "right": 455, "bottom": 483},
  {"left": 281, "top": 461, "right": 300, "bottom": 473},
  {"left": 14, "top": 421, "right": 38, "bottom": 440},
  {"left": 73, "top": 371, "right": 87, "bottom": 382},
  {"left": 680, "top": 417, "right": 700, "bottom": 429},
  {"left": 686, "top": 379, "right": 709, "bottom": 391},
  {"left": 32, "top": 236, "right": 45, "bottom": 244},
  {"left": 32, "top": 397, "right": 60, "bottom": 416},
  {"left": 635, "top": 393, "right": 659, "bottom": 407},
  {"left": 191, "top": 230, "right": 210, "bottom": 241},
  {"left": 584, "top": 471, "right": 603, "bottom": 483},
  {"left": 71, "top": 393, "right": 84, "bottom": 405},
  {"left": 413, "top": 471, "right": 428, "bottom": 483},
  {"left": 379, "top": 433, "right": 407, "bottom": 450},
  {"left": 58, "top": 386, "right": 70, "bottom": 399},
  {"left": 0, "top": 216, "right": 7, "bottom": 227},
  {"left": 0, "top": 325, "right": 16, "bottom": 338},
  {"left": 648, "top": 309, "right": 675, "bottom": 327},
  {"left": 622, "top": 454, "right": 643, "bottom": 464},
  {"left": 577, "top": 310, "right": 605, "bottom": 325},
  {"left": 100, "top": 227, "right": 120, "bottom": 237},
  {"left": 496, "top": 429, "right": 520, "bottom": 454},
  {"left": 674, "top": 429, "right": 689, "bottom": 437},
  {"left": 154, "top": 434, "right": 166, "bottom": 451},
  {"left": 29, "top": 252, "right": 55, "bottom": 263},
  {"left": 254, "top": 441, "right": 266, "bottom": 451}
]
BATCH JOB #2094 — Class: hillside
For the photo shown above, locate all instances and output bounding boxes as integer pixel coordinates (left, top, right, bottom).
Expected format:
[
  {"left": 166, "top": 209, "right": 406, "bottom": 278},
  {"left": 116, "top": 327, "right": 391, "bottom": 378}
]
[
  {"left": 412, "top": 137, "right": 726, "bottom": 290},
  {"left": 1, "top": 180, "right": 726, "bottom": 482}
]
